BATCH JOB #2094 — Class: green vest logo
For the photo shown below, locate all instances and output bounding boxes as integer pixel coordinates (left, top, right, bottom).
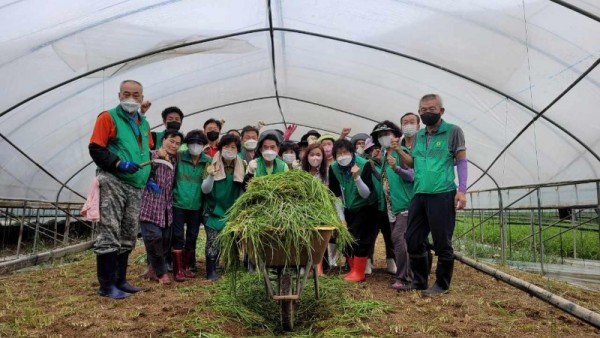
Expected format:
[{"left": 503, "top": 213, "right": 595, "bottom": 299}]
[{"left": 435, "top": 141, "right": 442, "bottom": 148}]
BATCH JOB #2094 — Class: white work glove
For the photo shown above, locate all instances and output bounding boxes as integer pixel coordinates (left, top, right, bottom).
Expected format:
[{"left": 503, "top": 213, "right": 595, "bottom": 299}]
[
  {"left": 247, "top": 160, "right": 257, "bottom": 175},
  {"left": 292, "top": 160, "right": 302, "bottom": 170}
]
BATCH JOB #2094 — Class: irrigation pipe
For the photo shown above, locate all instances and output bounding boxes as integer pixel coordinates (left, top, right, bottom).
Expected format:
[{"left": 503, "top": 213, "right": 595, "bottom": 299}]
[
  {"left": 454, "top": 252, "right": 600, "bottom": 329},
  {"left": 0, "top": 240, "right": 94, "bottom": 274}
]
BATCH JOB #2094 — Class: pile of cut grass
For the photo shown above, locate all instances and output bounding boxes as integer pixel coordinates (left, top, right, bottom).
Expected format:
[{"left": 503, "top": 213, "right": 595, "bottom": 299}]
[{"left": 218, "top": 171, "right": 352, "bottom": 275}]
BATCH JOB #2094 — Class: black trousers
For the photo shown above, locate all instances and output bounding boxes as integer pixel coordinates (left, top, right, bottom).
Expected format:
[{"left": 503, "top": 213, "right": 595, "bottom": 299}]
[
  {"left": 405, "top": 191, "right": 456, "bottom": 261},
  {"left": 344, "top": 203, "right": 378, "bottom": 257},
  {"left": 368, "top": 210, "right": 394, "bottom": 259},
  {"left": 172, "top": 207, "right": 202, "bottom": 251}
]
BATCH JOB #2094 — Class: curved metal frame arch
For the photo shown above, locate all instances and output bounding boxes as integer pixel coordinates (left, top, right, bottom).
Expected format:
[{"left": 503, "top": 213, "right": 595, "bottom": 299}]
[{"left": 0, "top": 25, "right": 596, "bottom": 202}]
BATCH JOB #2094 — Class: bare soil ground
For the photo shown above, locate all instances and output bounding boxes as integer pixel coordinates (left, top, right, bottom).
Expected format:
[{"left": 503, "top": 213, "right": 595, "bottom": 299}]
[{"left": 1, "top": 235, "right": 599, "bottom": 337}]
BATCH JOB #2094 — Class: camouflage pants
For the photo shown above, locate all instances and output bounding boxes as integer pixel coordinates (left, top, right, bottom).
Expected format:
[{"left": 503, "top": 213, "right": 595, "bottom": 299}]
[
  {"left": 94, "top": 171, "right": 142, "bottom": 255},
  {"left": 204, "top": 227, "right": 220, "bottom": 260}
]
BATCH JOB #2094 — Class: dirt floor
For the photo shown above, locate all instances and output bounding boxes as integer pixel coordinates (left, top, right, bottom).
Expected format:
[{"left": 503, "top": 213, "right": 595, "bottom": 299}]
[{"left": 1, "top": 235, "right": 599, "bottom": 337}]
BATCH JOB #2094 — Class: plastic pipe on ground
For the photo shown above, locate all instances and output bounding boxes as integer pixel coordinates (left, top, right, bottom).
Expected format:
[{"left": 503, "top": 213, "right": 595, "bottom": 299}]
[{"left": 454, "top": 252, "right": 600, "bottom": 329}]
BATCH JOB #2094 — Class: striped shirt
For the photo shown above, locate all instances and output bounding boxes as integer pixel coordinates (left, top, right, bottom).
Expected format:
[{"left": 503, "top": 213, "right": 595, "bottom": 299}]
[{"left": 139, "top": 151, "right": 177, "bottom": 227}]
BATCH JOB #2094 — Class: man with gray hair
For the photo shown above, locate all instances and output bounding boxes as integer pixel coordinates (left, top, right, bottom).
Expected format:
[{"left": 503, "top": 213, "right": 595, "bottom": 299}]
[
  {"left": 396, "top": 94, "right": 467, "bottom": 295},
  {"left": 89, "top": 80, "right": 154, "bottom": 299}
]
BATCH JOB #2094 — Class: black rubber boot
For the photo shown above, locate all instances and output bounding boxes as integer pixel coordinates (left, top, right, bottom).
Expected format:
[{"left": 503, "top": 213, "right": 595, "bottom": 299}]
[
  {"left": 423, "top": 258, "right": 454, "bottom": 295},
  {"left": 189, "top": 249, "right": 198, "bottom": 273},
  {"left": 206, "top": 257, "right": 219, "bottom": 281},
  {"left": 97, "top": 252, "right": 130, "bottom": 299},
  {"left": 115, "top": 252, "right": 143, "bottom": 294},
  {"left": 396, "top": 253, "right": 429, "bottom": 292}
]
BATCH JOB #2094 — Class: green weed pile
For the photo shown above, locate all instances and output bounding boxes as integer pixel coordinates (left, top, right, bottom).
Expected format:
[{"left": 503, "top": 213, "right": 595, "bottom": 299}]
[{"left": 217, "top": 170, "right": 352, "bottom": 273}]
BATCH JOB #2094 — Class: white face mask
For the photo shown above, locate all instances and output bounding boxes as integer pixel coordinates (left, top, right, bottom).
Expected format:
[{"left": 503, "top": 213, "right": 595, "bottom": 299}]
[
  {"left": 337, "top": 155, "right": 353, "bottom": 167},
  {"left": 244, "top": 139, "right": 258, "bottom": 150},
  {"left": 402, "top": 124, "right": 418, "bottom": 138},
  {"left": 262, "top": 150, "right": 277, "bottom": 161},
  {"left": 378, "top": 135, "right": 392, "bottom": 149},
  {"left": 188, "top": 143, "right": 204, "bottom": 156},
  {"left": 282, "top": 153, "right": 296, "bottom": 164},
  {"left": 120, "top": 98, "right": 140, "bottom": 113},
  {"left": 309, "top": 155, "right": 323, "bottom": 167},
  {"left": 222, "top": 150, "right": 237, "bottom": 160},
  {"left": 356, "top": 146, "right": 365, "bottom": 155}
]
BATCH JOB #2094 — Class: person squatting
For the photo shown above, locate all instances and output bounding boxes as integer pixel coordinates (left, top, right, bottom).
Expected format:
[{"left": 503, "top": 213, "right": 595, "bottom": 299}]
[{"left": 88, "top": 80, "right": 467, "bottom": 299}]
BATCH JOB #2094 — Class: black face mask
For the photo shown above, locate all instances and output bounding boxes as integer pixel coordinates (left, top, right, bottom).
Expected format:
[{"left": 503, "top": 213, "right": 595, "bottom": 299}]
[
  {"left": 166, "top": 121, "right": 181, "bottom": 131},
  {"left": 207, "top": 131, "right": 220, "bottom": 141},
  {"left": 421, "top": 112, "right": 441, "bottom": 126}
]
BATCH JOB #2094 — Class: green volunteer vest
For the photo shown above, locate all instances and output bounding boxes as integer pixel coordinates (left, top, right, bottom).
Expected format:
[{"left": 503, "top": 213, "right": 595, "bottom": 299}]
[
  {"left": 412, "top": 120, "right": 457, "bottom": 194},
  {"left": 369, "top": 160, "right": 386, "bottom": 212},
  {"left": 255, "top": 157, "right": 287, "bottom": 177},
  {"left": 331, "top": 156, "right": 376, "bottom": 210},
  {"left": 205, "top": 170, "right": 242, "bottom": 231},
  {"left": 106, "top": 106, "right": 151, "bottom": 188},
  {"left": 384, "top": 149, "right": 414, "bottom": 213},
  {"left": 173, "top": 150, "right": 212, "bottom": 210}
]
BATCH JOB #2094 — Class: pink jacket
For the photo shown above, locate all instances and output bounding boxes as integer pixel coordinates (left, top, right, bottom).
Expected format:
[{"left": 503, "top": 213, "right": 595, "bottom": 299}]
[{"left": 82, "top": 176, "right": 100, "bottom": 222}]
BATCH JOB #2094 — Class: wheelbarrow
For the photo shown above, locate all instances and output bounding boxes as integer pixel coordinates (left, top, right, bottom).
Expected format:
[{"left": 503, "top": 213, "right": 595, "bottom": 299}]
[{"left": 248, "top": 226, "right": 334, "bottom": 331}]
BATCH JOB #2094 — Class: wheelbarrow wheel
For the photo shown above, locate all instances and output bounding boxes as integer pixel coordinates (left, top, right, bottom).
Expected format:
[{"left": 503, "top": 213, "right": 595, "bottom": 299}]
[{"left": 280, "top": 273, "right": 294, "bottom": 331}]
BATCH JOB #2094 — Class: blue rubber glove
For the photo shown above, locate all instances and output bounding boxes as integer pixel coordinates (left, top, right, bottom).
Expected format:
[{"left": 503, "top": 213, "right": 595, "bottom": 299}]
[
  {"left": 146, "top": 180, "right": 161, "bottom": 194},
  {"left": 117, "top": 161, "right": 140, "bottom": 173}
]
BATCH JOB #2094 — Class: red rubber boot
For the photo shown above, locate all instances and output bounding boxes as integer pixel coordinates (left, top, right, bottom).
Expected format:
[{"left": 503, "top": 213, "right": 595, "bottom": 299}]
[{"left": 344, "top": 256, "right": 367, "bottom": 282}]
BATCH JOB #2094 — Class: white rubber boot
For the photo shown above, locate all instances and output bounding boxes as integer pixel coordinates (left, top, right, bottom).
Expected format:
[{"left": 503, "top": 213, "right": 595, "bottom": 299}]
[
  {"left": 364, "top": 258, "right": 373, "bottom": 275},
  {"left": 327, "top": 244, "right": 338, "bottom": 267},
  {"left": 386, "top": 258, "right": 397, "bottom": 274}
]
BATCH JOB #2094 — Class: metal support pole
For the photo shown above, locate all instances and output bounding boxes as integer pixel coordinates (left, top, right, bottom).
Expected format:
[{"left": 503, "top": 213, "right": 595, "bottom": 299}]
[
  {"left": 508, "top": 209, "right": 512, "bottom": 261},
  {"left": 472, "top": 209, "right": 477, "bottom": 258},
  {"left": 53, "top": 207, "right": 58, "bottom": 247},
  {"left": 16, "top": 202, "right": 26, "bottom": 257},
  {"left": 498, "top": 190, "right": 506, "bottom": 264},
  {"left": 537, "top": 188, "right": 545, "bottom": 275},
  {"left": 63, "top": 204, "right": 71, "bottom": 245},
  {"left": 572, "top": 209, "right": 577, "bottom": 259},
  {"left": 596, "top": 182, "right": 600, "bottom": 256},
  {"left": 33, "top": 208, "right": 40, "bottom": 254},
  {"left": 530, "top": 208, "right": 537, "bottom": 263}
]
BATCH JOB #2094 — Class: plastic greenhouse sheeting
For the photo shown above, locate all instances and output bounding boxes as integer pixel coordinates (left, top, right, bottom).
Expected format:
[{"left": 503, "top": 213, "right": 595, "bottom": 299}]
[{"left": 0, "top": 0, "right": 598, "bottom": 203}]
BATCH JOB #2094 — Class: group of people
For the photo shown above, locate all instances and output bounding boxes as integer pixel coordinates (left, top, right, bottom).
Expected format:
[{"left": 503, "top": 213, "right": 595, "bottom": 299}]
[{"left": 88, "top": 79, "right": 467, "bottom": 299}]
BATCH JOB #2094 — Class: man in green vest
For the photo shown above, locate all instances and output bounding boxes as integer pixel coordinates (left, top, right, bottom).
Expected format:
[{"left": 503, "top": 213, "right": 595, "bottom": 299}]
[
  {"left": 88, "top": 80, "right": 153, "bottom": 299},
  {"left": 151, "top": 106, "right": 184, "bottom": 150},
  {"left": 171, "top": 129, "right": 212, "bottom": 280},
  {"left": 398, "top": 94, "right": 467, "bottom": 295}
]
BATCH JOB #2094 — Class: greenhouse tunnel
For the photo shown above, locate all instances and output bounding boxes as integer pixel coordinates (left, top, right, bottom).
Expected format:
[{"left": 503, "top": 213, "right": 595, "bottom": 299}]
[{"left": 0, "top": 0, "right": 599, "bottom": 332}]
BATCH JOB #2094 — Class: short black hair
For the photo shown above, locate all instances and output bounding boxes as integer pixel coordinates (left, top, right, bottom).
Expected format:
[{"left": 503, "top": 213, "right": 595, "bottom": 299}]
[
  {"left": 332, "top": 139, "right": 354, "bottom": 158},
  {"left": 278, "top": 141, "right": 299, "bottom": 158},
  {"left": 400, "top": 112, "right": 420, "bottom": 124},
  {"left": 184, "top": 129, "right": 208, "bottom": 145},
  {"left": 217, "top": 134, "right": 241, "bottom": 152},
  {"left": 162, "top": 129, "right": 184, "bottom": 142},
  {"left": 203, "top": 118, "right": 222, "bottom": 131},
  {"left": 161, "top": 106, "right": 183, "bottom": 121},
  {"left": 227, "top": 129, "right": 241, "bottom": 136},
  {"left": 241, "top": 125, "right": 260, "bottom": 138}
]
